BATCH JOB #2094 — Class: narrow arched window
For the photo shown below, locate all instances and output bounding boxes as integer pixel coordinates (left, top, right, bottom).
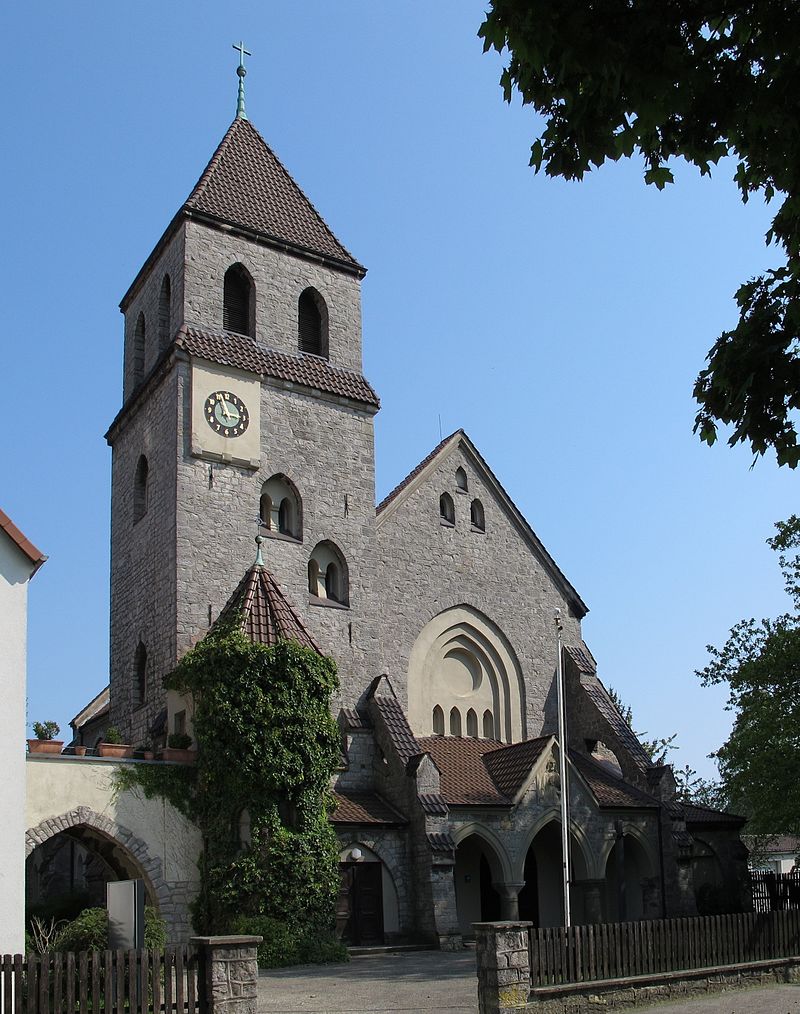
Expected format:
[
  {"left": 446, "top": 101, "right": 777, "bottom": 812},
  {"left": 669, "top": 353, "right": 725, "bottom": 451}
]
[
  {"left": 470, "top": 499, "right": 485, "bottom": 531},
  {"left": 259, "top": 475, "right": 302, "bottom": 540},
  {"left": 223, "top": 263, "right": 254, "bottom": 336},
  {"left": 158, "top": 275, "right": 171, "bottom": 348},
  {"left": 432, "top": 705, "right": 445, "bottom": 736},
  {"left": 134, "top": 641, "right": 147, "bottom": 706},
  {"left": 308, "top": 541, "right": 349, "bottom": 606},
  {"left": 483, "top": 710, "right": 495, "bottom": 739},
  {"left": 439, "top": 492, "right": 455, "bottom": 526},
  {"left": 133, "top": 313, "right": 146, "bottom": 386},
  {"left": 455, "top": 467, "right": 468, "bottom": 492},
  {"left": 133, "top": 455, "right": 149, "bottom": 524},
  {"left": 449, "top": 707, "right": 462, "bottom": 737},
  {"left": 466, "top": 708, "right": 478, "bottom": 738},
  {"left": 298, "top": 288, "right": 329, "bottom": 358}
]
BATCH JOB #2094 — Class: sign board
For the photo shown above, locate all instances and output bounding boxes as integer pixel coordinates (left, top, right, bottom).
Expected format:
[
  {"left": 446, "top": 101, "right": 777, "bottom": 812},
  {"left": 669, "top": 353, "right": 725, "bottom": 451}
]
[{"left": 107, "top": 880, "right": 145, "bottom": 950}]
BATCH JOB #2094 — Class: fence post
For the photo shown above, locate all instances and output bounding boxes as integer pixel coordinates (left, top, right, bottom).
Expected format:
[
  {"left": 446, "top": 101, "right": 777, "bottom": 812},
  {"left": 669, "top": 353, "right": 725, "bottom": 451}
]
[
  {"left": 474, "top": 921, "right": 532, "bottom": 1013},
  {"left": 191, "top": 935, "right": 262, "bottom": 1014}
]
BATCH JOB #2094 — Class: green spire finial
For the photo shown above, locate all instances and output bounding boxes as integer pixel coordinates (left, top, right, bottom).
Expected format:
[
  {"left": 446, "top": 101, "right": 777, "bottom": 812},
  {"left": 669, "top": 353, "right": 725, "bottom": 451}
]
[
  {"left": 233, "top": 40, "right": 251, "bottom": 120},
  {"left": 254, "top": 534, "right": 264, "bottom": 567}
]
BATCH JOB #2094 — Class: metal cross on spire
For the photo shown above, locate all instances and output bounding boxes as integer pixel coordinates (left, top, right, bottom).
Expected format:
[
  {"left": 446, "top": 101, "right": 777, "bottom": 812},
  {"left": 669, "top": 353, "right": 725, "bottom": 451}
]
[{"left": 233, "top": 40, "right": 252, "bottom": 120}]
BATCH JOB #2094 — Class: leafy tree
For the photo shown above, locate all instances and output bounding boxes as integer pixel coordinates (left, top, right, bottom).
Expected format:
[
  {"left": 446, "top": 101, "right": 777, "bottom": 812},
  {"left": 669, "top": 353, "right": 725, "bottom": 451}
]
[
  {"left": 698, "top": 516, "right": 800, "bottom": 834},
  {"left": 479, "top": 2, "right": 800, "bottom": 466}
]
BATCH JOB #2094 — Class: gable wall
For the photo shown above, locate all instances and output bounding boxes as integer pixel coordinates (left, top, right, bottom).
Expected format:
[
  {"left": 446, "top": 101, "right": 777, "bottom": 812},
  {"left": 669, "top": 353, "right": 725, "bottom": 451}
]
[{"left": 375, "top": 442, "right": 582, "bottom": 738}]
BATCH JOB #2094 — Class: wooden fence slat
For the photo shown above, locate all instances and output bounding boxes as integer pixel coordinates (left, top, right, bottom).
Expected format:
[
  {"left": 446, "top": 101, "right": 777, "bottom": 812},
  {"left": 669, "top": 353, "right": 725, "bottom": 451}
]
[
  {"left": 91, "top": 949, "right": 100, "bottom": 1014},
  {"left": 138, "top": 950, "right": 148, "bottom": 1014},
  {"left": 65, "top": 953, "right": 75, "bottom": 1014},
  {"left": 103, "top": 951, "right": 112, "bottom": 1014},
  {"left": 175, "top": 948, "right": 185, "bottom": 1014},
  {"left": 151, "top": 951, "right": 162, "bottom": 1014},
  {"left": 127, "top": 950, "right": 137, "bottom": 1014},
  {"left": 78, "top": 952, "right": 88, "bottom": 1014},
  {"left": 114, "top": 951, "right": 125, "bottom": 1014},
  {"left": 163, "top": 949, "right": 174, "bottom": 1014},
  {"left": 52, "top": 952, "right": 63, "bottom": 1014},
  {"left": 186, "top": 949, "right": 196, "bottom": 1014}
]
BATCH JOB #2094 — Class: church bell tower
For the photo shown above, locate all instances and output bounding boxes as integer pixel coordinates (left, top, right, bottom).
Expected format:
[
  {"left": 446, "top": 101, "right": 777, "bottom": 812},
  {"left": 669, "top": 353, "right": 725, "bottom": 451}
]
[{"left": 106, "top": 51, "right": 381, "bottom": 744}]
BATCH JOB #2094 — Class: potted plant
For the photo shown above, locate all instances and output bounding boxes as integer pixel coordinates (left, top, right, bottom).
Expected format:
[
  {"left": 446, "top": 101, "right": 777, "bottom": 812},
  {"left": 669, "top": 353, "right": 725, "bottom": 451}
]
[
  {"left": 73, "top": 744, "right": 88, "bottom": 757},
  {"left": 98, "top": 726, "right": 134, "bottom": 759},
  {"left": 27, "top": 721, "right": 64, "bottom": 755},
  {"left": 160, "top": 732, "right": 197, "bottom": 763},
  {"left": 135, "top": 743, "right": 155, "bottom": 761}
]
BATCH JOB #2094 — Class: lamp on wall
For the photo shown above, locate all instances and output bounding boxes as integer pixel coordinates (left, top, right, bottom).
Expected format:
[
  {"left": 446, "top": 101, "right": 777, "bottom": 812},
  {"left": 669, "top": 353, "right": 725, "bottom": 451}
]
[{"left": 350, "top": 847, "right": 363, "bottom": 861}]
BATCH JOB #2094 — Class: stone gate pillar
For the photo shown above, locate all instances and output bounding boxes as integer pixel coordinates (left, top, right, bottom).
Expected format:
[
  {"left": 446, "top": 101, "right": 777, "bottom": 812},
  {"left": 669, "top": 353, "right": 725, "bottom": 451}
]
[
  {"left": 474, "top": 920, "right": 532, "bottom": 1013},
  {"left": 191, "top": 935, "right": 262, "bottom": 1014}
]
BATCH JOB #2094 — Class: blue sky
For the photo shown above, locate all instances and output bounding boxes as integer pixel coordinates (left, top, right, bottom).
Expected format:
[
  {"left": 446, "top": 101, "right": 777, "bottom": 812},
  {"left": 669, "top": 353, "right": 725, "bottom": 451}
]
[{"left": 2, "top": 1, "right": 796, "bottom": 780}]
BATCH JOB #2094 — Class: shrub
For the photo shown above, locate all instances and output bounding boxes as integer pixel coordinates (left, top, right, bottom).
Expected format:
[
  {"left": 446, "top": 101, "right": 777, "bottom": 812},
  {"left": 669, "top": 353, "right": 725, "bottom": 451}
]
[
  {"left": 103, "top": 726, "right": 123, "bottom": 745},
  {"left": 167, "top": 732, "right": 192, "bottom": 750},
  {"left": 32, "top": 721, "right": 60, "bottom": 741},
  {"left": 230, "top": 915, "right": 347, "bottom": 969},
  {"left": 54, "top": 906, "right": 166, "bottom": 952}
]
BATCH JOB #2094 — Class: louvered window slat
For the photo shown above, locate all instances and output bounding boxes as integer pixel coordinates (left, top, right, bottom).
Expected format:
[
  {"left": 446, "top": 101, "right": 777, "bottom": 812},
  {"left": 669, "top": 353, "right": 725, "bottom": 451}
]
[{"left": 224, "top": 266, "right": 253, "bottom": 336}]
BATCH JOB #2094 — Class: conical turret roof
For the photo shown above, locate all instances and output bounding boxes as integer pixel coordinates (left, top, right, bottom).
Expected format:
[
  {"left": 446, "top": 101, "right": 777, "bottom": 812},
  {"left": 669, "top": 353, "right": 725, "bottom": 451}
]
[
  {"left": 182, "top": 117, "right": 364, "bottom": 275},
  {"left": 214, "top": 553, "right": 321, "bottom": 652}
]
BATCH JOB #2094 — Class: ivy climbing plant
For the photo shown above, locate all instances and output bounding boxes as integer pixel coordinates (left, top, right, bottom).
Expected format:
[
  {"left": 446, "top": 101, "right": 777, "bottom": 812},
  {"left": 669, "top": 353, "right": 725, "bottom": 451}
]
[{"left": 120, "top": 620, "right": 344, "bottom": 963}]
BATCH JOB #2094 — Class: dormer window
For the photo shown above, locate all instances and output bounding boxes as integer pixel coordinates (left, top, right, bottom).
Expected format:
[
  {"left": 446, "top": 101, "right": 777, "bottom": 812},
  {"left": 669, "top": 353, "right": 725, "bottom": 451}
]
[
  {"left": 158, "top": 275, "right": 171, "bottom": 348},
  {"left": 223, "top": 263, "right": 254, "bottom": 337},
  {"left": 298, "top": 288, "right": 329, "bottom": 358},
  {"left": 439, "top": 492, "right": 455, "bottom": 527}
]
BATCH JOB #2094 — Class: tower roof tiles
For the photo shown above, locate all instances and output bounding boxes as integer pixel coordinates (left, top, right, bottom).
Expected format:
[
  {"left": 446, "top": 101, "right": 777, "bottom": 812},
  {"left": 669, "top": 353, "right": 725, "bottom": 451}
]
[{"left": 214, "top": 556, "right": 321, "bottom": 652}]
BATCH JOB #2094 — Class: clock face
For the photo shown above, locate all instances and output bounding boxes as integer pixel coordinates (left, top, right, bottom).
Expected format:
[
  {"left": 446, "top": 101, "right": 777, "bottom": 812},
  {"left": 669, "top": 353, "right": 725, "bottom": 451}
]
[{"left": 204, "top": 390, "right": 250, "bottom": 438}]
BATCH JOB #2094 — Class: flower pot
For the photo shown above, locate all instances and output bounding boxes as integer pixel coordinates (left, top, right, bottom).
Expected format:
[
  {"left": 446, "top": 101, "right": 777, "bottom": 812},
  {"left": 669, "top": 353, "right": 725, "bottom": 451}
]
[
  {"left": 27, "top": 739, "right": 64, "bottom": 755},
  {"left": 159, "top": 747, "right": 197, "bottom": 763},
  {"left": 98, "top": 742, "right": 134, "bottom": 758},
  {"left": 142, "top": 750, "right": 154, "bottom": 760},
  {"left": 74, "top": 745, "right": 87, "bottom": 757}
]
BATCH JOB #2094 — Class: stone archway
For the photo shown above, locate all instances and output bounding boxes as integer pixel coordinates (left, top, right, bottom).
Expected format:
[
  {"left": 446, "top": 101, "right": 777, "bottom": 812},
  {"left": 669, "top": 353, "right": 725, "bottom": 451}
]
[
  {"left": 453, "top": 831, "right": 511, "bottom": 937},
  {"left": 603, "top": 829, "right": 657, "bottom": 922},
  {"left": 25, "top": 806, "right": 171, "bottom": 917},
  {"left": 519, "top": 820, "right": 590, "bottom": 927}
]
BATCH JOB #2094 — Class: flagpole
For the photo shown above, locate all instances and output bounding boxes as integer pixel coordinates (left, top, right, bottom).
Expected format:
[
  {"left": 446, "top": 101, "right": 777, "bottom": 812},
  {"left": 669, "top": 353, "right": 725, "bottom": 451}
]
[{"left": 555, "top": 608, "right": 571, "bottom": 927}]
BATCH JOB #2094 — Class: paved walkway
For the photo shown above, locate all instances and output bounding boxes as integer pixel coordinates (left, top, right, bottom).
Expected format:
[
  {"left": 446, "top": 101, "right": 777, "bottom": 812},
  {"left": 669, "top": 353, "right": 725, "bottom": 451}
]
[{"left": 258, "top": 949, "right": 800, "bottom": 1014}]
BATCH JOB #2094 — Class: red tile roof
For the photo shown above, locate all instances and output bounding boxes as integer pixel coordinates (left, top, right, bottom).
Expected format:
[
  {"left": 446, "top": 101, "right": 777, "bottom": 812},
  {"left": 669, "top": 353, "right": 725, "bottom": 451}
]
[
  {"left": 0, "top": 509, "right": 46, "bottom": 574},
  {"left": 371, "top": 692, "right": 422, "bottom": 767},
  {"left": 417, "top": 737, "right": 510, "bottom": 806},
  {"left": 214, "top": 559, "right": 320, "bottom": 652},
  {"left": 579, "top": 673, "right": 653, "bottom": 771},
  {"left": 570, "top": 752, "right": 659, "bottom": 810},
  {"left": 331, "top": 791, "right": 407, "bottom": 826},
  {"left": 176, "top": 326, "right": 380, "bottom": 408},
  {"left": 683, "top": 804, "right": 747, "bottom": 827},
  {"left": 183, "top": 117, "right": 365, "bottom": 275},
  {"left": 484, "top": 737, "right": 551, "bottom": 800}
]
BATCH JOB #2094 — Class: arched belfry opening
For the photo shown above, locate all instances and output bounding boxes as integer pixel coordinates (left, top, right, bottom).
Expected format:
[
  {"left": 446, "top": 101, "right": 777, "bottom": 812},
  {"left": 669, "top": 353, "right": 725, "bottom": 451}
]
[
  {"left": 223, "top": 263, "right": 254, "bottom": 336},
  {"left": 298, "top": 287, "right": 329, "bottom": 358}
]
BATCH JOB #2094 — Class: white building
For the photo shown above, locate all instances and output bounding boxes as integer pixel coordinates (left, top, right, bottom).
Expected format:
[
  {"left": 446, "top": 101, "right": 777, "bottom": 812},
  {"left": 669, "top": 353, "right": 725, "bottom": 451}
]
[{"left": 0, "top": 509, "right": 46, "bottom": 953}]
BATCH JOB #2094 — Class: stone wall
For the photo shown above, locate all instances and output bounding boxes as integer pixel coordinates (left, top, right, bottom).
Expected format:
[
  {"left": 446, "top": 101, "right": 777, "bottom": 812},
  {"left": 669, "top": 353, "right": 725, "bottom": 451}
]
[{"left": 375, "top": 437, "right": 583, "bottom": 738}]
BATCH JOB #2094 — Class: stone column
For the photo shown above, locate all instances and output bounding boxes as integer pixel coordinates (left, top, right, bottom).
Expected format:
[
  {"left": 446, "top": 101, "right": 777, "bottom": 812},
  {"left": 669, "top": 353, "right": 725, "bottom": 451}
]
[
  {"left": 494, "top": 882, "right": 525, "bottom": 921},
  {"left": 577, "top": 878, "right": 605, "bottom": 924},
  {"left": 474, "top": 921, "right": 532, "bottom": 1013},
  {"left": 191, "top": 935, "right": 262, "bottom": 1014}
]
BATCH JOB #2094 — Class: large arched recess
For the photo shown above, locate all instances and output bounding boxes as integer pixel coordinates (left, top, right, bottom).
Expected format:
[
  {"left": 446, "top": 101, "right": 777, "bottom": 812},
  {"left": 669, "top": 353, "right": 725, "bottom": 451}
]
[
  {"left": 25, "top": 806, "right": 170, "bottom": 915},
  {"left": 407, "top": 605, "right": 526, "bottom": 742}
]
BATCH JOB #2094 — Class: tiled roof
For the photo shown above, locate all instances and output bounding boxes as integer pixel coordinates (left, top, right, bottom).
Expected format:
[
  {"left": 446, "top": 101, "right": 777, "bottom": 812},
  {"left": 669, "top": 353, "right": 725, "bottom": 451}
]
[
  {"left": 214, "top": 558, "right": 320, "bottom": 652},
  {"left": 419, "top": 793, "right": 449, "bottom": 816},
  {"left": 417, "top": 737, "right": 510, "bottom": 806},
  {"left": 376, "top": 431, "right": 460, "bottom": 514},
  {"left": 483, "top": 737, "right": 551, "bottom": 800},
  {"left": 176, "top": 326, "right": 380, "bottom": 408},
  {"left": 183, "top": 117, "right": 364, "bottom": 275},
  {"left": 369, "top": 689, "right": 422, "bottom": 767},
  {"left": 564, "top": 644, "right": 596, "bottom": 675},
  {"left": 580, "top": 674, "right": 653, "bottom": 771},
  {"left": 571, "top": 751, "right": 659, "bottom": 810},
  {"left": 0, "top": 508, "right": 46, "bottom": 574},
  {"left": 331, "top": 791, "right": 407, "bottom": 826},
  {"left": 683, "top": 803, "right": 746, "bottom": 827},
  {"left": 428, "top": 831, "right": 457, "bottom": 854},
  {"left": 340, "top": 707, "right": 369, "bottom": 731},
  {"left": 744, "top": 834, "right": 800, "bottom": 855}
]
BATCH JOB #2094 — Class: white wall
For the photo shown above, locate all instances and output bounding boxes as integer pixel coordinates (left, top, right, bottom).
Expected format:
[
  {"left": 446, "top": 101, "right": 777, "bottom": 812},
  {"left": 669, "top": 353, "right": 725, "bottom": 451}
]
[{"left": 0, "top": 535, "right": 33, "bottom": 953}]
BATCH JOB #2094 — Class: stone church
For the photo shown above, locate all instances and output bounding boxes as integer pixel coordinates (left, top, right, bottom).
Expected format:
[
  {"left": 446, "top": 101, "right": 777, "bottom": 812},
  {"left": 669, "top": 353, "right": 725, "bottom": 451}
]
[{"left": 90, "top": 94, "right": 748, "bottom": 947}]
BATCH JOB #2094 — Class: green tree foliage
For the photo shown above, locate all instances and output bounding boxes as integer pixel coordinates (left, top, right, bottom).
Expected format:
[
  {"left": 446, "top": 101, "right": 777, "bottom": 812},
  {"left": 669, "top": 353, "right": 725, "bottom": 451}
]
[
  {"left": 164, "top": 625, "right": 344, "bottom": 958},
  {"left": 479, "top": 2, "right": 800, "bottom": 466},
  {"left": 698, "top": 516, "right": 800, "bottom": 834}
]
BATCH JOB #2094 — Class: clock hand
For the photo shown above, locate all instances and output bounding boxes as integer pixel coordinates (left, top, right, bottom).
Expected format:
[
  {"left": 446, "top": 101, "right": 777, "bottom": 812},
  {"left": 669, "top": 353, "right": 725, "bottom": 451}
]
[{"left": 219, "top": 396, "right": 232, "bottom": 421}]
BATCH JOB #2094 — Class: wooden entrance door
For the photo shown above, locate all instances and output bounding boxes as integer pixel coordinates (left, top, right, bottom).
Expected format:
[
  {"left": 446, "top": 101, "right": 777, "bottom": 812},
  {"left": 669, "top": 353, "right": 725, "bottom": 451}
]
[{"left": 337, "top": 862, "right": 384, "bottom": 945}]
